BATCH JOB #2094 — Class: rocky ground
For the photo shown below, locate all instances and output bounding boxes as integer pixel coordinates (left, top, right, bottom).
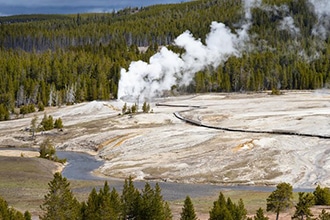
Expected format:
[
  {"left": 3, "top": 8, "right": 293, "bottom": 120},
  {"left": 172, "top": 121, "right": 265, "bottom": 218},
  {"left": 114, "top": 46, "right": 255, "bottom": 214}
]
[{"left": 1, "top": 90, "right": 330, "bottom": 189}]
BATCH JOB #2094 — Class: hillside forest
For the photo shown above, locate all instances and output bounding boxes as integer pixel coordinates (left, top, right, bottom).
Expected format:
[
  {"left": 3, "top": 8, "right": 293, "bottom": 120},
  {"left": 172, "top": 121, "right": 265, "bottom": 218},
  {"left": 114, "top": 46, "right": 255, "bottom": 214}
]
[{"left": 0, "top": 0, "right": 329, "bottom": 120}]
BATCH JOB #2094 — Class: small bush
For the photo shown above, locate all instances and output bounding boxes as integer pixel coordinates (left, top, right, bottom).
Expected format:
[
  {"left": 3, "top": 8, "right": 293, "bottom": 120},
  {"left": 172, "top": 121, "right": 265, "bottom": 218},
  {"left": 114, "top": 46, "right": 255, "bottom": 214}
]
[
  {"left": 0, "top": 104, "right": 10, "bottom": 121},
  {"left": 40, "top": 113, "right": 54, "bottom": 131},
  {"left": 270, "top": 88, "right": 282, "bottom": 95},
  {"left": 38, "top": 102, "right": 45, "bottom": 111},
  {"left": 54, "top": 118, "right": 63, "bottom": 129},
  {"left": 39, "top": 138, "right": 66, "bottom": 164},
  {"left": 20, "top": 104, "right": 35, "bottom": 115}
]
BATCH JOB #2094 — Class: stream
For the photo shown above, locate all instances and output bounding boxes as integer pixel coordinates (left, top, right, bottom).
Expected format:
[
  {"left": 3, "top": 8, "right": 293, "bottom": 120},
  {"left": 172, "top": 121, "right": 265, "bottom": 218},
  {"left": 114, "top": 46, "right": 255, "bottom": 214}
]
[
  {"left": 56, "top": 151, "right": 280, "bottom": 200},
  {"left": 1, "top": 148, "right": 312, "bottom": 201}
]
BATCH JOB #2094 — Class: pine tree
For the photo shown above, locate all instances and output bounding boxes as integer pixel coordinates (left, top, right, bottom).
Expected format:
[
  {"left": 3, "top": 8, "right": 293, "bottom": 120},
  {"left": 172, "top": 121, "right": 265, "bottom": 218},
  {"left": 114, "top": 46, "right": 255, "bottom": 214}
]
[
  {"left": 153, "top": 183, "right": 167, "bottom": 220},
  {"left": 41, "top": 113, "right": 54, "bottom": 131},
  {"left": 209, "top": 192, "right": 247, "bottom": 220},
  {"left": 235, "top": 199, "right": 247, "bottom": 220},
  {"left": 54, "top": 117, "right": 64, "bottom": 129},
  {"left": 40, "top": 172, "right": 81, "bottom": 220},
  {"left": 110, "top": 188, "right": 122, "bottom": 218},
  {"left": 313, "top": 185, "right": 330, "bottom": 205},
  {"left": 319, "top": 209, "right": 330, "bottom": 220},
  {"left": 209, "top": 192, "right": 233, "bottom": 220},
  {"left": 0, "top": 195, "right": 28, "bottom": 220},
  {"left": 39, "top": 138, "right": 56, "bottom": 160},
  {"left": 38, "top": 101, "right": 45, "bottom": 111},
  {"left": 180, "top": 196, "right": 197, "bottom": 220},
  {"left": 266, "top": 182, "right": 293, "bottom": 220},
  {"left": 254, "top": 208, "right": 269, "bottom": 220},
  {"left": 140, "top": 182, "right": 156, "bottom": 219},
  {"left": 142, "top": 101, "right": 150, "bottom": 113},
  {"left": 0, "top": 104, "right": 10, "bottom": 121},
  {"left": 98, "top": 181, "right": 115, "bottom": 219},
  {"left": 30, "top": 114, "right": 38, "bottom": 137},
  {"left": 292, "top": 192, "right": 314, "bottom": 220},
  {"left": 164, "top": 202, "right": 173, "bottom": 220},
  {"left": 121, "top": 176, "right": 141, "bottom": 220},
  {"left": 24, "top": 211, "right": 32, "bottom": 220},
  {"left": 84, "top": 188, "right": 100, "bottom": 219},
  {"left": 131, "top": 103, "right": 137, "bottom": 114}
]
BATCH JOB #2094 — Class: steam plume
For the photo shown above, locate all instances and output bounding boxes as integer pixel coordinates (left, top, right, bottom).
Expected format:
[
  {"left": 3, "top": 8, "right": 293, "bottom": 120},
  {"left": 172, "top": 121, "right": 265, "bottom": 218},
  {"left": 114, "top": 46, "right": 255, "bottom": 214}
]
[
  {"left": 117, "top": 0, "right": 263, "bottom": 101},
  {"left": 118, "top": 23, "right": 241, "bottom": 101},
  {"left": 309, "top": 0, "right": 330, "bottom": 17},
  {"left": 118, "top": 22, "right": 247, "bottom": 101},
  {"left": 309, "top": 0, "right": 330, "bottom": 39},
  {"left": 279, "top": 16, "right": 300, "bottom": 36}
]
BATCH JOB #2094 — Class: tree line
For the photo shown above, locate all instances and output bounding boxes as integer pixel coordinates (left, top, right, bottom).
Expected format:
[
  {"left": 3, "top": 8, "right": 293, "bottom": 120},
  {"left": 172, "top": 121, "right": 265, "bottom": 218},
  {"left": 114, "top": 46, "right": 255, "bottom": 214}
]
[
  {"left": 0, "top": 0, "right": 329, "bottom": 121},
  {"left": 3, "top": 173, "right": 330, "bottom": 220}
]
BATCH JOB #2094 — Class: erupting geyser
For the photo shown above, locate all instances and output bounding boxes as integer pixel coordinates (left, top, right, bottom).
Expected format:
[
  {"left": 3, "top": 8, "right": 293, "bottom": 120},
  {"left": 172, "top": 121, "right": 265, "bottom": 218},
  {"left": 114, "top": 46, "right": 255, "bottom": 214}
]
[
  {"left": 117, "top": 0, "right": 329, "bottom": 102},
  {"left": 117, "top": 22, "right": 247, "bottom": 102}
]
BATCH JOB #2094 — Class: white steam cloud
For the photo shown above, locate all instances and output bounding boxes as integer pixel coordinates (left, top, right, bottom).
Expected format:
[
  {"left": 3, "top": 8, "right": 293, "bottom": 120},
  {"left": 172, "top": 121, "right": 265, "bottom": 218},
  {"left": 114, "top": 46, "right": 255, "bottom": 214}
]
[
  {"left": 117, "top": 0, "right": 260, "bottom": 101},
  {"left": 243, "top": 0, "right": 261, "bottom": 20},
  {"left": 117, "top": 0, "right": 329, "bottom": 101},
  {"left": 118, "top": 22, "right": 245, "bottom": 101},
  {"left": 279, "top": 16, "right": 300, "bottom": 36},
  {"left": 309, "top": 0, "right": 330, "bottom": 39},
  {"left": 309, "top": 0, "right": 330, "bottom": 17}
]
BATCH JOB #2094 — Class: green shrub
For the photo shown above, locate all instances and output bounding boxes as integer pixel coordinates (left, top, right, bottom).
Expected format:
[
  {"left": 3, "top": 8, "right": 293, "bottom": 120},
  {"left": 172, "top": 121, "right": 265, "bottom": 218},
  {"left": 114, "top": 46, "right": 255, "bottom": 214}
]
[
  {"left": 313, "top": 185, "right": 330, "bottom": 205},
  {"left": 0, "top": 104, "right": 10, "bottom": 121},
  {"left": 20, "top": 104, "right": 35, "bottom": 115},
  {"left": 54, "top": 117, "right": 63, "bottom": 129},
  {"left": 40, "top": 113, "right": 54, "bottom": 131}
]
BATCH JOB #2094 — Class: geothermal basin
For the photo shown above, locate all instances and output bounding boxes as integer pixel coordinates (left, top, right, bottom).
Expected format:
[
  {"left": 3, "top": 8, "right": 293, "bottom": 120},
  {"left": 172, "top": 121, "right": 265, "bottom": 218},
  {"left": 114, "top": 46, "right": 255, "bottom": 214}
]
[{"left": 0, "top": 90, "right": 329, "bottom": 189}]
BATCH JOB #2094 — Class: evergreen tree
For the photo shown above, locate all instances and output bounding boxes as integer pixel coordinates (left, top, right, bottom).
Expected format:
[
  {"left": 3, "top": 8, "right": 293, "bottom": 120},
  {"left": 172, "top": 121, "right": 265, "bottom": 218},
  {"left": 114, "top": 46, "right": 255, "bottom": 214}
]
[
  {"left": 313, "top": 185, "right": 330, "bottom": 205},
  {"left": 292, "top": 192, "right": 314, "bottom": 220},
  {"left": 30, "top": 114, "right": 38, "bottom": 137},
  {"left": 209, "top": 192, "right": 247, "bottom": 220},
  {"left": 40, "top": 172, "right": 81, "bottom": 220},
  {"left": 39, "top": 138, "right": 56, "bottom": 160},
  {"left": 54, "top": 117, "right": 64, "bottom": 129},
  {"left": 41, "top": 113, "right": 54, "bottom": 131},
  {"left": 38, "top": 101, "right": 45, "bottom": 111},
  {"left": 0, "top": 104, "right": 10, "bottom": 121},
  {"left": 110, "top": 188, "right": 122, "bottom": 218},
  {"left": 84, "top": 188, "right": 100, "bottom": 219},
  {"left": 266, "top": 182, "right": 293, "bottom": 220},
  {"left": 24, "top": 211, "right": 32, "bottom": 220},
  {"left": 121, "top": 176, "right": 141, "bottom": 220},
  {"left": 83, "top": 181, "right": 121, "bottom": 220},
  {"left": 254, "top": 208, "right": 269, "bottom": 220},
  {"left": 98, "top": 181, "right": 116, "bottom": 219},
  {"left": 140, "top": 182, "right": 156, "bottom": 219},
  {"left": 153, "top": 183, "right": 167, "bottom": 220},
  {"left": 0, "top": 195, "right": 29, "bottom": 220},
  {"left": 142, "top": 101, "right": 150, "bottom": 113},
  {"left": 131, "top": 103, "right": 138, "bottom": 114},
  {"left": 209, "top": 192, "right": 233, "bottom": 220},
  {"left": 180, "top": 196, "right": 197, "bottom": 220},
  {"left": 235, "top": 199, "right": 247, "bottom": 220},
  {"left": 319, "top": 209, "right": 330, "bottom": 220},
  {"left": 164, "top": 202, "right": 173, "bottom": 220}
]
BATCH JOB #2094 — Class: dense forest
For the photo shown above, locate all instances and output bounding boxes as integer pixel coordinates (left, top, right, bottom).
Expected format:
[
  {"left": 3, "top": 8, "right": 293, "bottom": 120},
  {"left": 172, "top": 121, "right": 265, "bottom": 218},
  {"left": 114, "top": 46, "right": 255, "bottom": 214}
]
[{"left": 0, "top": 0, "right": 329, "bottom": 120}]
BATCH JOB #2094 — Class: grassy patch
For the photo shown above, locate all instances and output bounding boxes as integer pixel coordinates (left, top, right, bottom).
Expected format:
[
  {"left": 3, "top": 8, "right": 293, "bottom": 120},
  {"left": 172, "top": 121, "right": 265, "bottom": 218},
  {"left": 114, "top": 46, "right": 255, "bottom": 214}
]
[
  {"left": 0, "top": 156, "right": 58, "bottom": 215},
  {"left": 0, "top": 155, "right": 304, "bottom": 219}
]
